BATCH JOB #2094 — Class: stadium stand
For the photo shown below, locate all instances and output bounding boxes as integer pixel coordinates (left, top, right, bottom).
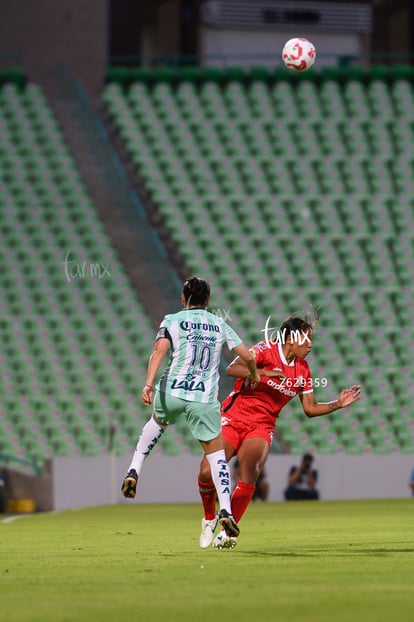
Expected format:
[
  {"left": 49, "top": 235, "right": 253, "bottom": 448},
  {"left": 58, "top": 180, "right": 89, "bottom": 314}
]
[
  {"left": 1, "top": 65, "right": 413, "bottom": 465},
  {"left": 103, "top": 65, "right": 414, "bottom": 455},
  {"left": 0, "top": 77, "right": 196, "bottom": 468}
]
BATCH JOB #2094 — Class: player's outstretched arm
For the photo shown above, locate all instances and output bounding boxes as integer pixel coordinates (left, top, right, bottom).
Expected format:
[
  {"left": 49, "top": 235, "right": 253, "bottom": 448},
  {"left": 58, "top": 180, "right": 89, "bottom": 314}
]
[
  {"left": 299, "top": 384, "right": 361, "bottom": 418},
  {"left": 142, "top": 337, "right": 170, "bottom": 405}
]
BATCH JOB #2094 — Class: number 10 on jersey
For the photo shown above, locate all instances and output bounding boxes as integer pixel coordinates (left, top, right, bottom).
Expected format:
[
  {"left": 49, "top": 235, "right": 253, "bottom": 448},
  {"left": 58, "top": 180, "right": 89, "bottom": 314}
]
[{"left": 189, "top": 344, "right": 211, "bottom": 370}]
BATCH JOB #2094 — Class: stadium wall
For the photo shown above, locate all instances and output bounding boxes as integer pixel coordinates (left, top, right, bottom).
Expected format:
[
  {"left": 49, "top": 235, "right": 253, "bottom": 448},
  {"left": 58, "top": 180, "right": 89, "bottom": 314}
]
[
  {"left": 0, "top": 0, "right": 107, "bottom": 97},
  {"left": 52, "top": 454, "right": 414, "bottom": 510},
  {"left": 199, "top": 29, "right": 364, "bottom": 67}
]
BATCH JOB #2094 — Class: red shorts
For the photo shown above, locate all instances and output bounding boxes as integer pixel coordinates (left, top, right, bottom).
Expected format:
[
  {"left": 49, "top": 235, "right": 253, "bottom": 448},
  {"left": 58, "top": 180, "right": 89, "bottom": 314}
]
[{"left": 221, "top": 415, "right": 274, "bottom": 452}]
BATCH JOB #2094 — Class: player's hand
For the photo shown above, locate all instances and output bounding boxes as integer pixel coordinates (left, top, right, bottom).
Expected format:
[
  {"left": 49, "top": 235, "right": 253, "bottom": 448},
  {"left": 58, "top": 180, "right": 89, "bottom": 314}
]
[
  {"left": 142, "top": 384, "right": 154, "bottom": 406},
  {"left": 249, "top": 372, "right": 261, "bottom": 389},
  {"left": 337, "top": 384, "right": 361, "bottom": 408}
]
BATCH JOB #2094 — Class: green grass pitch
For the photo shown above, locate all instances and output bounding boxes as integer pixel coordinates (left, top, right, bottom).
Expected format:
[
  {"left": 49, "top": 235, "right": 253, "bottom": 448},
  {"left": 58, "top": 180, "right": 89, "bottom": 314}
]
[{"left": 1, "top": 499, "right": 413, "bottom": 622}]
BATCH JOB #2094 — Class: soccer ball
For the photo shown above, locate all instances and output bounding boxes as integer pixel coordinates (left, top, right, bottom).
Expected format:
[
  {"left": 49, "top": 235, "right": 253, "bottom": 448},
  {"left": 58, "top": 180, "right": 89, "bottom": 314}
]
[{"left": 282, "top": 37, "right": 316, "bottom": 71}]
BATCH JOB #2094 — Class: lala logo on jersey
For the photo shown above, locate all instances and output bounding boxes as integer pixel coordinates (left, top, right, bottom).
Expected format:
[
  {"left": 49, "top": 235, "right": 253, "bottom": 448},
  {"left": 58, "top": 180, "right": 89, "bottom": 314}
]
[{"left": 171, "top": 375, "right": 206, "bottom": 392}]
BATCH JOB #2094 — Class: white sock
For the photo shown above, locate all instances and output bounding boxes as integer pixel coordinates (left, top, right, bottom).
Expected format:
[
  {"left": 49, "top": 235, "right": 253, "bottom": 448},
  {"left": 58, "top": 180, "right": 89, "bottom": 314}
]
[
  {"left": 128, "top": 417, "right": 165, "bottom": 476},
  {"left": 206, "top": 450, "right": 232, "bottom": 515}
]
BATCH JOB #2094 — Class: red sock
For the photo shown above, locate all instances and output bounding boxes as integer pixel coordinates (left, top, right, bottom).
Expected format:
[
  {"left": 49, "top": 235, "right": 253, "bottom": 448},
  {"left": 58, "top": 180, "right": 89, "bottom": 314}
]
[
  {"left": 198, "top": 477, "right": 217, "bottom": 520},
  {"left": 231, "top": 481, "right": 256, "bottom": 522}
]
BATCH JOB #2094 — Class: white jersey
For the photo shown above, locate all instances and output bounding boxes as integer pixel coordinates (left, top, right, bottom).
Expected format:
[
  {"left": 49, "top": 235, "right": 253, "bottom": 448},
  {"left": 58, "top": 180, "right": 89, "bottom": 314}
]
[{"left": 155, "top": 308, "right": 242, "bottom": 403}]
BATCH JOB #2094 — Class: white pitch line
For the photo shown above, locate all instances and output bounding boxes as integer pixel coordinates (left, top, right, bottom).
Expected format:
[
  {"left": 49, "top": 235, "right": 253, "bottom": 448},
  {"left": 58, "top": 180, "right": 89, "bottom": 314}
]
[
  {"left": 1, "top": 514, "right": 32, "bottom": 524},
  {"left": 1, "top": 510, "right": 63, "bottom": 524}
]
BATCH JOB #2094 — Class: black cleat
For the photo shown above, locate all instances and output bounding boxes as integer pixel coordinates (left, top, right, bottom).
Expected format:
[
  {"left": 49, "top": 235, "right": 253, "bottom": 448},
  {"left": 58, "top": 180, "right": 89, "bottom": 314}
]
[
  {"left": 218, "top": 509, "right": 240, "bottom": 538},
  {"left": 121, "top": 469, "right": 138, "bottom": 498}
]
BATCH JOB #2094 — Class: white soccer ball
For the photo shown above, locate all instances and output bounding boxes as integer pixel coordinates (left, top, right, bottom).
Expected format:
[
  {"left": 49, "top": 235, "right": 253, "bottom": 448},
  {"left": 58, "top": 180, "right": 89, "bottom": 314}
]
[{"left": 282, "top": 37, "right": 316, "bottom": 71}]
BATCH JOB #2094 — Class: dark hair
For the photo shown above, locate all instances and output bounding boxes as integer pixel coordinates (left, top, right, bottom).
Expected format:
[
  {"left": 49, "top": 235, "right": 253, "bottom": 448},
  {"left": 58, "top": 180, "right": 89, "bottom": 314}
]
[
  {"left": 303, "top": 453, "right": 314, "bottom": 462},
  {"left": 279, "top": 316, "right": 313, "bottom": 337},
  {"left": 183, "top": 276, "right": 210, "bottom": 306}
]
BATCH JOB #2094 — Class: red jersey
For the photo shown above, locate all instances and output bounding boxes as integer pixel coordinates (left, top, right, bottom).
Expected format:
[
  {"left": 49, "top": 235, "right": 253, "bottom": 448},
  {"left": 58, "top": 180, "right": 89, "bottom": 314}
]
[{"left": 221, "top": 340, "right": 313, "bottom": 428}]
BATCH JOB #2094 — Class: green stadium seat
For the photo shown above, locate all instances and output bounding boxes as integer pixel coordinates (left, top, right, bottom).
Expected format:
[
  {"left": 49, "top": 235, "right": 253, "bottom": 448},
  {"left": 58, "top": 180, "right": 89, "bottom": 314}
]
[
  {"left": 103, "top": 67, "right": 414, "bottom": 454},
  {"left": 0, "top": 80, "right": 168, "bottom": 463}
]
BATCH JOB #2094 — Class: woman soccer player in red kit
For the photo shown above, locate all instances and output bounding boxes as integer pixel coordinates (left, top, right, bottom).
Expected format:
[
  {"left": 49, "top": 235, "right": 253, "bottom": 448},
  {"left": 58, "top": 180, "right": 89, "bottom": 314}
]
[{"left": 197, "top": 313, "right": 361, "bottom": 549}]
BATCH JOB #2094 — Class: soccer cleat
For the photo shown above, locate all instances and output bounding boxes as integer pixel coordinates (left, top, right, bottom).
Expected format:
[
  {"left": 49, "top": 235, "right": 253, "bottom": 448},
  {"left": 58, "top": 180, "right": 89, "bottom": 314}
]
[
  {"left": 121, "top": 469, "right": 138, "bottom": 498},
  {"left": 213, "top": 529, "right": 238, "bottom": 550},
  {"left": 199, "top": 515, "right": 219, "bottom": 549},
  {"left": 218, "top": 508, "right": 240, "bottom": 538}
]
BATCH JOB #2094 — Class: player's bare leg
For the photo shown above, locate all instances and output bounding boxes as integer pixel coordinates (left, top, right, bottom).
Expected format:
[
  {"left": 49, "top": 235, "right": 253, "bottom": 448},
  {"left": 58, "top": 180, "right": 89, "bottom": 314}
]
[
  {"left": 237, "top": 437, "right": 270, "bottom": 485},
  {"left": 231, "top": 437, "right": 270, "bottom": 522}
]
